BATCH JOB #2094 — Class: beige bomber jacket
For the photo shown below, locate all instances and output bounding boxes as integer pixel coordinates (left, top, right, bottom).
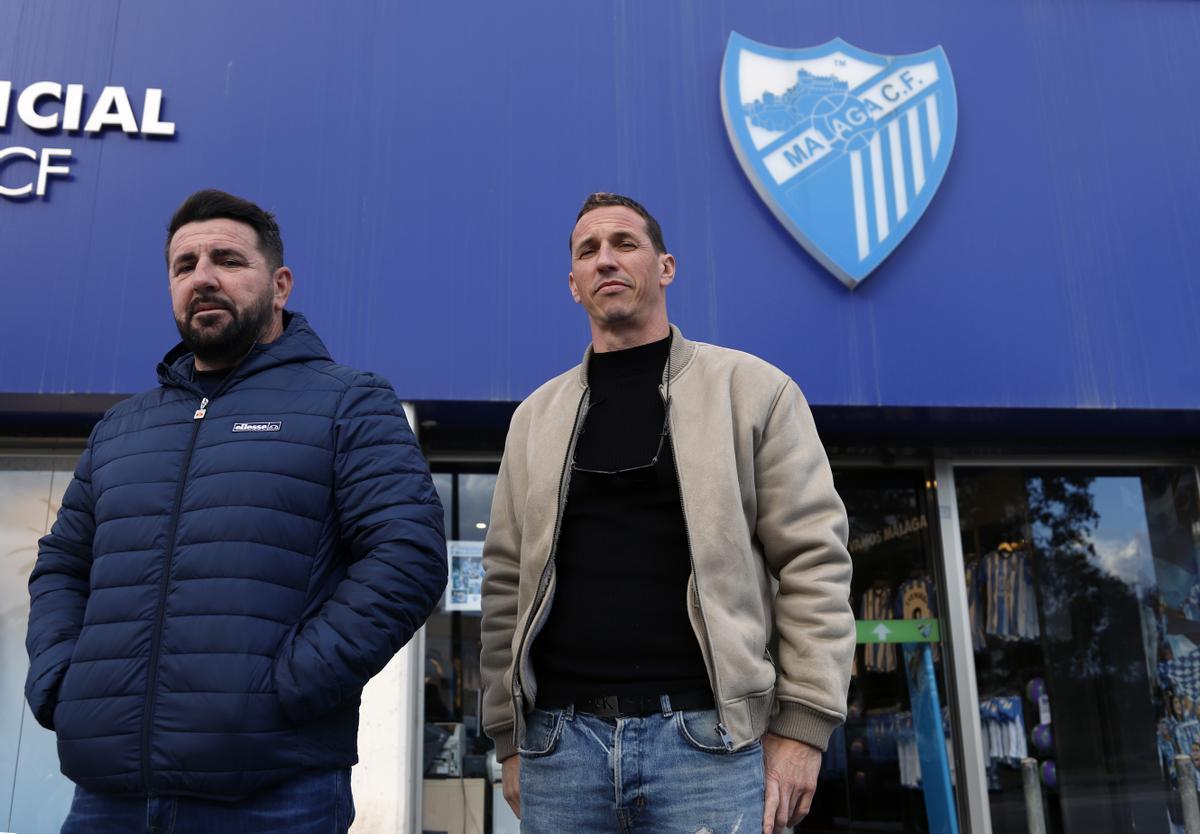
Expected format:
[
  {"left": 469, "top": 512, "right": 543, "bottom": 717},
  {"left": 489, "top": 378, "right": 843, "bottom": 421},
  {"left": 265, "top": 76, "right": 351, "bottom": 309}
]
[{"left": 480, "top": 327, "right": 855, "bottom": 760}]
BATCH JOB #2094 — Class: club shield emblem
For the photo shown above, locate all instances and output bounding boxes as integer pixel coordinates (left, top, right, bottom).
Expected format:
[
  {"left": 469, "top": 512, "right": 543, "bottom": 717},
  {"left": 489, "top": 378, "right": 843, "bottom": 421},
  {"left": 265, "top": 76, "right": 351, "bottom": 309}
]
[{"left": 721, "top": 33, "right": 957, "bottom": 289}]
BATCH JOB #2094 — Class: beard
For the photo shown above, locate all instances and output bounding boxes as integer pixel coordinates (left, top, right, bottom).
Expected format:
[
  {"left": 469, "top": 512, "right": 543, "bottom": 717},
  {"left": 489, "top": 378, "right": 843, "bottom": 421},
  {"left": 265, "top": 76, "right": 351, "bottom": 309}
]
[{"left": 175, "top": 288, "right": 274, "bottom": 368}]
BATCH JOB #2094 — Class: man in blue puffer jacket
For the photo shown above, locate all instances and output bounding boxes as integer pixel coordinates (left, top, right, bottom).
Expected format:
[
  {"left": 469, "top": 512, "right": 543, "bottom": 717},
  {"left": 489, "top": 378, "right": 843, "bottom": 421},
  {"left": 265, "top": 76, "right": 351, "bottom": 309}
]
[{"left": 24, "top": 189, "right": 448, "bottom": 833}]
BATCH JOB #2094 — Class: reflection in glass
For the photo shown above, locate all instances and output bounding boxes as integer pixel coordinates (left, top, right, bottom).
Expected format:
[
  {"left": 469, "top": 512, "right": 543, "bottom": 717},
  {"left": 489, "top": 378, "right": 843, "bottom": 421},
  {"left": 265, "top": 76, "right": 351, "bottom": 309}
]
[
  {"left": 458, "top": 474, "right": 497, "bottom": 542},
  {"left": 431, "top": 473, "right": 452, "bottom": 541},
  {"left": 956, "top": 466, "right": 1200, "bottom": 834},
  {"left": 1, "top": 456, "right": 81, "bottom": 833}
]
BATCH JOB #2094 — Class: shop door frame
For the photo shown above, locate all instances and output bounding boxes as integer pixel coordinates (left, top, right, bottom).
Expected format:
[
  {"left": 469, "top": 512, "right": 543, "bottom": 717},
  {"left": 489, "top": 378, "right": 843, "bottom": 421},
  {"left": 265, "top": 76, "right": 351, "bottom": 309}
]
[
  {"left": 932, "top": 459, "right": 991, "bottom": 834},
  {"left": 831, "top": 456, "right": 972, "bottom": 833}
]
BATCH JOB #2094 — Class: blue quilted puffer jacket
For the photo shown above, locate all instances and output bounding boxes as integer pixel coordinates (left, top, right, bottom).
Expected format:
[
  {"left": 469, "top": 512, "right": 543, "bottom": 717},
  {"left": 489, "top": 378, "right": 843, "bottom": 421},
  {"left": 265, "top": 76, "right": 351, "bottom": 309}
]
[{"left": 24, "top": 311, "right": 447, "bottom": 801}]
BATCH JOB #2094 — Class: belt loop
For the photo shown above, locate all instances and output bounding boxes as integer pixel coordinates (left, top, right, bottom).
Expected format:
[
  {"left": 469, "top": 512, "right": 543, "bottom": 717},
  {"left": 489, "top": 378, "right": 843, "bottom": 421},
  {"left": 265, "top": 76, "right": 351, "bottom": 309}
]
[
  {"left": 564, "top": 704, "right": 575, "bottom": 721},
  {"left": 660, "top": 694, "right": 674, "bottom": 718}
]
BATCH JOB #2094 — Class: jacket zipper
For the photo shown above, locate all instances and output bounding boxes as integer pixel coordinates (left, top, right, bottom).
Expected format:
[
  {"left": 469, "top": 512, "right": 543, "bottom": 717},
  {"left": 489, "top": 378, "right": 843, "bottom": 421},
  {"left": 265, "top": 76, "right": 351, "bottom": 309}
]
[
  {"left": 140, "top": 395, "right": 208, "bottom": 792},
  {"left": 511, "top": 388, "right": 589, "bottom": 729},
  {"left": 664, "top": 388, "right": 734, "bottom": 751}
]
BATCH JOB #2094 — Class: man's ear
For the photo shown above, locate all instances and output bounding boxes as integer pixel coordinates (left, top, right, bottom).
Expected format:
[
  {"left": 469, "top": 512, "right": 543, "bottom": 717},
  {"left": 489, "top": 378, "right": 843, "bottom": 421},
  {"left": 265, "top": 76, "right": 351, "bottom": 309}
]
[
  {"left": 658, "top": 253, "right": 676, "bottom": 289},
  {"left": 568, "top": 271, "right": 582, "bottom": 304},
  {"left": 273, "top": 266, "right": 294, "bottom": 312}
]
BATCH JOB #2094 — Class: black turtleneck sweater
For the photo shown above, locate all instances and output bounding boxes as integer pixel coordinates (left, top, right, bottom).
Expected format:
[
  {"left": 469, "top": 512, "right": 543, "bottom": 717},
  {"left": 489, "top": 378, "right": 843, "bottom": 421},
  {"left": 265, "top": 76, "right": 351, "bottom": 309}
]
[{"left": 532, "top": 334, "right": 712, "bottom": 705}]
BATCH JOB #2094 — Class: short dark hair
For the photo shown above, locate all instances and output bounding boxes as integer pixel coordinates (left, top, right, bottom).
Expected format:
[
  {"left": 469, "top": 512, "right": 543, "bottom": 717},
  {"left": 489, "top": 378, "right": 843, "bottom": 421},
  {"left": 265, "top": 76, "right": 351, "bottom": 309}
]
[
  {"left": 165, "top": 189, "right": 284, "bottom": 271},
  {"left": 571, "top": 192, "right": 667, "bottom": 254}
]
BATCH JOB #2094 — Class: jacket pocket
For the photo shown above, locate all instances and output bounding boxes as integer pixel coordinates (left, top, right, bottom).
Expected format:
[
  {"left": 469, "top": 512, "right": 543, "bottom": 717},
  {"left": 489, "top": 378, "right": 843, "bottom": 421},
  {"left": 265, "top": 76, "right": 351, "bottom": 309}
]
[
  {"left": 518, "top": 708, "right": 565, "bottom": 758},
  {"left": 27, "top": 661, "right": 68, "bottom": 730},
  {"left": 272, "top": 622, "right": 310, "bottom": 724}
]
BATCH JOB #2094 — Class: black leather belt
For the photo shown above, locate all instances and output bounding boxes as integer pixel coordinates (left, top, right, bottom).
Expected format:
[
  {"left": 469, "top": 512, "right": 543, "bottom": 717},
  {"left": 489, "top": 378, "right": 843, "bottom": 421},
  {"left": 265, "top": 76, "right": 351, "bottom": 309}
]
[{"left": 547, "top": 691, "right": 714, "bottom": 718}]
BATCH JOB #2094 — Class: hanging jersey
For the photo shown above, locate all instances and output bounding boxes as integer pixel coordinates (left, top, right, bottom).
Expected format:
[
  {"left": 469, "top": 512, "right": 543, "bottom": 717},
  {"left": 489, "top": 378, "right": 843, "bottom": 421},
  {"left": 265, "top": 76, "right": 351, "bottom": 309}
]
[
  {"left": 861, "top": 586, "right": 897, "bottom": 672},
  {"left": 965, "top": 561, "right": 986, "bottom": 651},
  {"left": 982, "top": 549, "right": 1040, "bottom": 641},
  {"left": 897, "top": 575, "right": 940, "bottom": 661}
]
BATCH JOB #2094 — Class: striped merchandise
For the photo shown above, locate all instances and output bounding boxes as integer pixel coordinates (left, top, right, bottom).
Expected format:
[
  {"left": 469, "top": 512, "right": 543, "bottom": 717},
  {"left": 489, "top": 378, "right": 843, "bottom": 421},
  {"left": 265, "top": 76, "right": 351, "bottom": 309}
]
[
  {"left": 896, "top": 708, "right": 957, "bottom": 789},
  {"left": 981, "top": 549, "right": 1039, "bottom": 642},
  {"left": 861, "top": 586, "right": 897, "bottom": 672},
  {"left": 980, "top": 696, "right": 1027, "bottom": 765},
  {"left": 897, "top": 712, "right": 920, "bottom": 788},
  {"left": 965, "top": 561, "right": 987, "bottom": 651}
]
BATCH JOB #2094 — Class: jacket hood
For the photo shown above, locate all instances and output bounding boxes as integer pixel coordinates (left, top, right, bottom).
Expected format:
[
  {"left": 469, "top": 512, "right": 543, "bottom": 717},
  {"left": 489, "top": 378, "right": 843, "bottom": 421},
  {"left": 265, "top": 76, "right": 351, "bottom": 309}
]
[{"left": 157, "top": 310, "right": 332, "bottom": 390}]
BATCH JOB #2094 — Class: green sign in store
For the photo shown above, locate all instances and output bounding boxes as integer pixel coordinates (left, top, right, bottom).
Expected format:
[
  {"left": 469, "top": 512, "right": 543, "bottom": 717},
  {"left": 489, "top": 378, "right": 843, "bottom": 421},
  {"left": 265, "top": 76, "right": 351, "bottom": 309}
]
[{"left": 856, "top": 619, "right": 940, "bottom": 644}]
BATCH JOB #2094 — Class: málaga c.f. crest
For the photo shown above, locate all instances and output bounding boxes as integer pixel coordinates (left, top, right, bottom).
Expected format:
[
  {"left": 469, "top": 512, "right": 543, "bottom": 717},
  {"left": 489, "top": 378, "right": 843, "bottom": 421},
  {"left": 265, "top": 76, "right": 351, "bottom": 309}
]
[{"left": 721, "top": 33, "right": 957, "bottom": 289}]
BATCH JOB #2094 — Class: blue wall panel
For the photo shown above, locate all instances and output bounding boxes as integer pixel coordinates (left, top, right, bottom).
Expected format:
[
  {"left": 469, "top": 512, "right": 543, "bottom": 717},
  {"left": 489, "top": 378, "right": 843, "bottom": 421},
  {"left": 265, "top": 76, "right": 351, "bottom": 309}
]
[{"left": 1, "top": 0, "right": 1197, "bottom": 408}]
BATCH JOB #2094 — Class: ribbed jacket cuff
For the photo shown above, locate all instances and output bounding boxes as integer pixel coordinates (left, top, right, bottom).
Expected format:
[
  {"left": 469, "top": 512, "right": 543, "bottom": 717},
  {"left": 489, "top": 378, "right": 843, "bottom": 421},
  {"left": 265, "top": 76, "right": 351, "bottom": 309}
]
[
  {"left": 490, "top": 725, "right": 518, "bottom": 761},
  {"left": 768, "top": 702, "right": 841, "bottom": 751}
]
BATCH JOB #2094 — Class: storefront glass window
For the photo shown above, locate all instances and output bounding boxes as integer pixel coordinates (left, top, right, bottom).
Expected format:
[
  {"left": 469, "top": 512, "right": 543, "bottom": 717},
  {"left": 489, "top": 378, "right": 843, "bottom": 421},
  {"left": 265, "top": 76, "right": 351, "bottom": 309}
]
[
  {"left": 424, "top": 465, "right": 975, "bottom": 833},
  {"left": 422, "top": 470, "right": 498, "bottom": 831},
  {"left": 808, "top": 468, "right": 962, "bottom": 832},
  {"left": 0, "top": 455, "right": 79, "bottom": 834},
  {"left": 954, "top": 465, "right": 1200, "bottom": 833}
]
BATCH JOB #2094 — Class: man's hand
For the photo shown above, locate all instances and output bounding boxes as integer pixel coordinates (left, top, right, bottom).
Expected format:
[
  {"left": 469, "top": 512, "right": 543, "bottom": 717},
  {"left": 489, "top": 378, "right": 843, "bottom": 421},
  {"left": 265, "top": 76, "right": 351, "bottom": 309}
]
[
  {"left": 762, "top": 733, "right": 822, "bottom": 833},
  {"left": 501, "top": 755, "right": 521, "bottom": 819}
]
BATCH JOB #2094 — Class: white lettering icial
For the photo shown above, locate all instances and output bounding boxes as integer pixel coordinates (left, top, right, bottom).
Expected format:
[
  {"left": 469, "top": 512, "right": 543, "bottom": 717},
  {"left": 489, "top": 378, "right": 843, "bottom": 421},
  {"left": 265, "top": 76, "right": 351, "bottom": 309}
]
[
  {"left": 232, "top": 421, "right": 282, "bottom": 433},
  {"left": 0, "top": 80, "right": 176, "bottom": 202},
  {"left": 0, "top": 81, "right": 175, "bottom": 135}
]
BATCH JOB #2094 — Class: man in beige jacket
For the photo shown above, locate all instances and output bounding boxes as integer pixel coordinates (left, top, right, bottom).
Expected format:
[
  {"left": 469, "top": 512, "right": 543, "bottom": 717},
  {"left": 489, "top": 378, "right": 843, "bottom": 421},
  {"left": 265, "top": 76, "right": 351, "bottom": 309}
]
[{"left": 481, "top": 192, "right": 854, "bottom": 834}]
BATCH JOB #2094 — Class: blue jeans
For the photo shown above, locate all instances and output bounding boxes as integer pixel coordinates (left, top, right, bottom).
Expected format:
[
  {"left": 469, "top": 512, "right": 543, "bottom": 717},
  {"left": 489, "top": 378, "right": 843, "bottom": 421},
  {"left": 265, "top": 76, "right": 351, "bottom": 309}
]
[
  {"left": 60, "top": 768, "right": 354, "bottom": 834},
  {"left": 519, "top": 702, "right": 765, "bottom": 833}
]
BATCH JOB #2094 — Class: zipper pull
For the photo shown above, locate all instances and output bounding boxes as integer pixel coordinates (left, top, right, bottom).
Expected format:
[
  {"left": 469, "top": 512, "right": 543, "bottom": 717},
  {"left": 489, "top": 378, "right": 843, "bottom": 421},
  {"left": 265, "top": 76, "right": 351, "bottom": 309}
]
[
  {"left": 193, "top": 397, "right": 209, "bottom": 420},
  {"left": 717, "top": 722, "right": 735, "bottom": 752}
]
